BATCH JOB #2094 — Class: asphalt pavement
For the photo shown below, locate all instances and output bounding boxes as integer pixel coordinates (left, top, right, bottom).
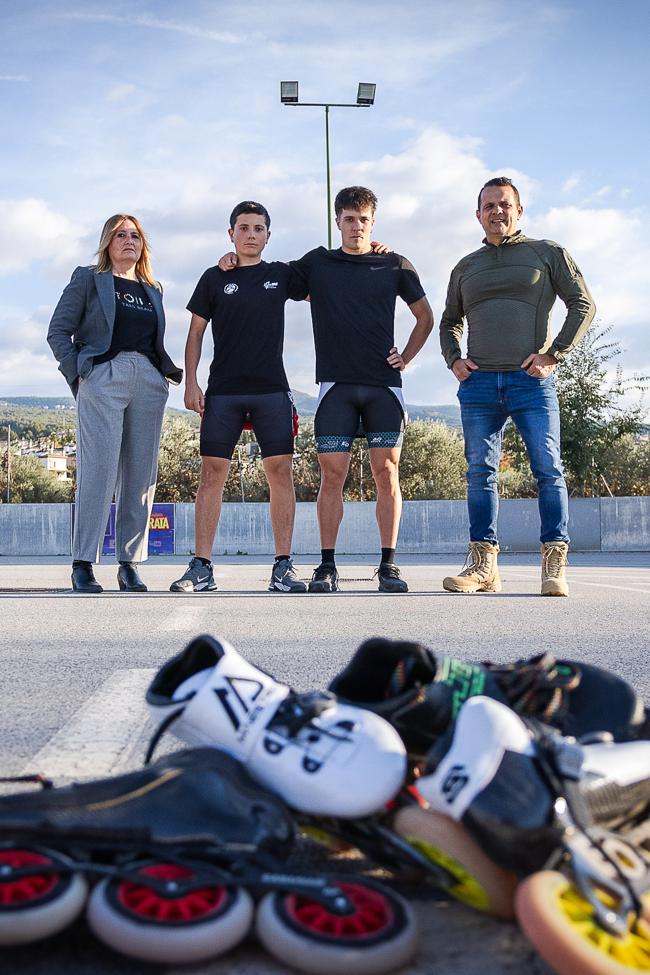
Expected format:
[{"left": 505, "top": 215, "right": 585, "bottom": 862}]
[{"left": 0, "top": 552, "right": 649, "bottom": 975}]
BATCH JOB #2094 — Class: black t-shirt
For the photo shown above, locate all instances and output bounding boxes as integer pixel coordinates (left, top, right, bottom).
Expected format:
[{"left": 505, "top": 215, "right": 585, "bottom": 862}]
[
  {"left": 289, "top": 248, "right": 425, "bottom": 387},
  {"left": 94, "top": 277, "right": 159, "bottom": 368},
  {"left": 187, "top": 261, "right": 308, "bottom": 395}
]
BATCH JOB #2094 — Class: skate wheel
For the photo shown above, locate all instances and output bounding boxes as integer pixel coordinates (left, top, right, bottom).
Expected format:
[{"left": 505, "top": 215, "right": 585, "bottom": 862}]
[
  {"left": 87, "top": 861, "right": 253, "bottom": 963},
  {"left": 255, "top": 876, "right": 419, "bottom": 975},
  {"left": 515, "top": 870, "right": 650, "bottom": 975},
  {"left": 0, "top": 846, "right": 87, "bottom": 945},
  {"left": 392, "top": 805, "right": 517, "bottom": 918}
]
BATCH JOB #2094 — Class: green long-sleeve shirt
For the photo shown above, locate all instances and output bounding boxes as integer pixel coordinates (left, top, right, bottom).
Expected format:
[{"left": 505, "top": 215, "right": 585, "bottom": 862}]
[{"left": 439, "top": 231, "right": 595, "bottom": 370}]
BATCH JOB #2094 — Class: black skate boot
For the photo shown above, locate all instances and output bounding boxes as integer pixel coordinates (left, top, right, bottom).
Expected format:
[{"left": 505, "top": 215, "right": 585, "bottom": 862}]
[{"left": 329, "top": 638, "right": 648, "bottom": 758}]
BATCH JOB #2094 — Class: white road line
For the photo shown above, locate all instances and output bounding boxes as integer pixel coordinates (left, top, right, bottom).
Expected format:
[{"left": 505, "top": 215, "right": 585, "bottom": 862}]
[{"left": 20, "top": 669, "right": 155, "bottom": 781}]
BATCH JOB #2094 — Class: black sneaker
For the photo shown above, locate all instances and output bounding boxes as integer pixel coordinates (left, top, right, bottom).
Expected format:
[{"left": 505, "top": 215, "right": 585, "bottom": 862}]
[
  {"left": 375, "top": 562, "right": 408, "bottom": 593},
  {"left": 308, "top": 562, "right": 340, "bottom": 593},
  {"left": 268, "top": 558, "right": 307, "bottom": 593},
  {"left": 170, "top": 558, "right": 217, "bottom": 593}
]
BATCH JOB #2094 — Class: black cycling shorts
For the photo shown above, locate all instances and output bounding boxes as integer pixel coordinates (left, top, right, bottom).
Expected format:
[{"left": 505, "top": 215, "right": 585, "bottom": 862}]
[
  {"left": 200, "top": 391, "right": 297, "bottom": 459},
  {"left": 314, "top": 382, "right": 406, "bottom": 453}
]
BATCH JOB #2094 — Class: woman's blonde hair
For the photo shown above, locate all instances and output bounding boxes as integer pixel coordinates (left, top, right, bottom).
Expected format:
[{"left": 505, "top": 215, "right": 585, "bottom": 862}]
[{"left": 95, "top": 214, "right": 159, "bottom": 289}]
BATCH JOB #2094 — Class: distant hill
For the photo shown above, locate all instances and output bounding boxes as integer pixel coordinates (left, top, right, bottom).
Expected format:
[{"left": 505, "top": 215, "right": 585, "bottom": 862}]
[{"left": 0, "top": 394, "right": 461, "bottom": 436}]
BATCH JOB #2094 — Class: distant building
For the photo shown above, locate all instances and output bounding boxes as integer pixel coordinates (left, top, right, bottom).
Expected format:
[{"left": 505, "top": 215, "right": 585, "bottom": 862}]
[{"left": 37, "top": 450, "right": 74, "bottom": 481}]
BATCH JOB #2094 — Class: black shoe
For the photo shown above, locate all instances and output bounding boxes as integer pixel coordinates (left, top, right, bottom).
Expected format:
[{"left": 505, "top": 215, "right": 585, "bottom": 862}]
[
  {"left": 308, "top": 562, "right": 340, "bottom": 593},
  {"left": 375, "top": 562, "right": 408, "bottom": 593},
  {"left": 71, "top": 562, "right": 103, "bottom": 594},
  {"left": 117, "top": 562, "right": 148, "bottom": 592}
]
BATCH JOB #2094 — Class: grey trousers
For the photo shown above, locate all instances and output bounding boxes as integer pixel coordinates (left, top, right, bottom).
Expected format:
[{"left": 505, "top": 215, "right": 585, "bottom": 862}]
[{"left": 73, "top": 352, "right": 169, "bottom": 563}]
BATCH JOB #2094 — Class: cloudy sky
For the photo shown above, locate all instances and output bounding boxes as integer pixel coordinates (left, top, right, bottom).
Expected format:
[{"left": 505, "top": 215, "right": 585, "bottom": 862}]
[{"left": 1, "top": 0, "right": 649, "bottom": 408}]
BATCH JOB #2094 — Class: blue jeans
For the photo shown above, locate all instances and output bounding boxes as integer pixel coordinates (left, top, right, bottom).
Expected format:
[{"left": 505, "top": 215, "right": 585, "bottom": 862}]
[{"left": 457, "top": 370, "right": 569, "bottom": 545}]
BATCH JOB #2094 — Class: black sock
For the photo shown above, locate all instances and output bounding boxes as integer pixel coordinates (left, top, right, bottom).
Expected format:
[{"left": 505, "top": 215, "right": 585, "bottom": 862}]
[
  {"left": 381, "top": 548, "right": 396, "bottom": 566},
  {"left": 196, "top": 556, "right": 212, "bottom": 568},
  {"left": 275, "top": 554, "right": 290, "bottom": 563},
  {"left": 119, "top": 561, "right": 135, "bottom": 567},
  {"left": 321, "top": 548, "right": 335, "bottom": 566}
]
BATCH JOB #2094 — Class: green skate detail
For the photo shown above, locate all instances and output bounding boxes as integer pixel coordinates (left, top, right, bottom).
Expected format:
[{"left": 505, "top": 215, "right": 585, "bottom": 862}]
[{"left": 438, "top": 657, "right": 487, "bottom": 717}]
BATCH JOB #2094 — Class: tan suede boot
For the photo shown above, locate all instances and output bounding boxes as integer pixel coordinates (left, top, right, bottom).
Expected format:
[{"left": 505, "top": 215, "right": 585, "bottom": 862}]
[
  {"left": 541, "top": 542, "right": 569, "bottom": 597},
  {"left": 443, "top": 542, "right": 501, "bottom": 593}
]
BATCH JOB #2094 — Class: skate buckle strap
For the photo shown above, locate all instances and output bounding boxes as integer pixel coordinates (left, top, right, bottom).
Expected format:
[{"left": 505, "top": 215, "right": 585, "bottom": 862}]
[{"left": 267, "top": 691, "right": 339, "bottom": 739}]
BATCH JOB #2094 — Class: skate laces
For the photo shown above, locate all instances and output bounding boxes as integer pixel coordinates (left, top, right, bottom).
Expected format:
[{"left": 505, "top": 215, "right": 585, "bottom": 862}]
[
  {"left": 487, "top": 652, "right": 581, "bottom": 723},
  {"left": 386, "top": 658, "right": 421, "bottom": 698}
]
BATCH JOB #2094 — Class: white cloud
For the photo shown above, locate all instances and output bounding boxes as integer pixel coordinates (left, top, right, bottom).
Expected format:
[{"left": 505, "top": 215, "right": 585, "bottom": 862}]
[
  {"left": 3, "top": 125, "right": 649, "bottom": 406},
  {"left": 0, "top": 200, "right": 88, "bottom": 275},
  {"left": 562, "top": 176, "right": 580, "bottom": 193},
  {"left": 64, "top": 12, "right": 243, "bottom": 44}
]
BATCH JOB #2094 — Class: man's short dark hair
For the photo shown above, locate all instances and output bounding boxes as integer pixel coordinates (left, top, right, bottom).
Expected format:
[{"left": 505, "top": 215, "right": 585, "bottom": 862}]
[
  {"left": 229, "top": 201, "right": 271, "bottom": 229},
  {"left": 334, "top": 186, "right": 378, "bottom": 217},
  {"left": 477, "top": 177, "right": 521, "bottom": 210}
]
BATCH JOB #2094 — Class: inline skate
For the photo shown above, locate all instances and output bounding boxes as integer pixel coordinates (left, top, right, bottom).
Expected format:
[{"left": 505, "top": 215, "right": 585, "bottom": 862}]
[{"left": 0, "top": 747, "right": 418, "bottom": 973}]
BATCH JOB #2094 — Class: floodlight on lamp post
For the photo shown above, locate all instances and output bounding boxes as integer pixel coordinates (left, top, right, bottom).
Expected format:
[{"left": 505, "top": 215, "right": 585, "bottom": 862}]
[{"left": 280, "top": 82, "right": 376, "bottom": 247}]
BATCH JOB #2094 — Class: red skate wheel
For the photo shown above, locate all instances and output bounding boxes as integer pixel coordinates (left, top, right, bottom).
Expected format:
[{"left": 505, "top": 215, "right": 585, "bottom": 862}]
[
  {"left": 256, "top": 876, "right": 419, "bottom": 975},
  {"left": 87, "top": 860, "right": 253, "bottom": 963},
  {"left": 0, "top": 846, "right": 87, "bottom": 945}
]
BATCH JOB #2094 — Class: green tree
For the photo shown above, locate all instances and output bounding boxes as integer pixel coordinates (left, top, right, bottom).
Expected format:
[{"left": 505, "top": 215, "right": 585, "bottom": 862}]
[
  {"left": 0, "top": 452, "right": 73, "bottom": 502},
  {"left": 556, "top": 324, "right": 647, "bottom": 494},
  {"left": 396, "top": 420, "right": 467, "bottom": 500},
  {"left": 501, "top": 325, "right": 648, "bottom": 497},
  {"left": 155, "top": 417, "right": 202, "bottom": 502},
  {"left": 596, "top": 433, "right": 650, "bottom": 496}
]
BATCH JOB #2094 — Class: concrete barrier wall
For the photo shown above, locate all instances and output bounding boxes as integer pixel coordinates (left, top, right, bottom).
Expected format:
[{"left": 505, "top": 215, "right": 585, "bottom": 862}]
[
  {"left": 0, "top": 504, "right": 72, "bottom": 556},
  {"left": 1, "top": 498, "right": 649, "bottom": 555}
]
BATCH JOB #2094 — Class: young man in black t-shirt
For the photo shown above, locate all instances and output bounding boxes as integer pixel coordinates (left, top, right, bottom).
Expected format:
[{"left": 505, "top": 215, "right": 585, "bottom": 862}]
[
  {"left": 220, "top": 187, "right": 433, "bottom": 592},
  {"left": 170, "top": 202, "right": 309, "bottom": 594},
  {"left": 291, "top": 186, "right": 434, "bottom": 593}
]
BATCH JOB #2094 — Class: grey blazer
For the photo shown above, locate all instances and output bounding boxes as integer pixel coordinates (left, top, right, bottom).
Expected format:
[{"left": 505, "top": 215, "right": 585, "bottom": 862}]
[{"left": 47, "top": 266, "right": 183, "bottom": 397}]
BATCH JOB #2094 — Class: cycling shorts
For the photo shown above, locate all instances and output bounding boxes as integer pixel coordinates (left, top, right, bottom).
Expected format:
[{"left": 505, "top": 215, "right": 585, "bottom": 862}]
[
  {"left": 200, "top": 391, "right": 297, "bottom": 459},
  {"left": 314, "top": 382, "right": 406, "bottom": 453}
]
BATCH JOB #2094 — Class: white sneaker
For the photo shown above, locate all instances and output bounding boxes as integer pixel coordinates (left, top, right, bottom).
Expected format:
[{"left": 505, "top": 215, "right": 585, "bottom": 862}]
[{"left": 146, "top": 635, "right": 406, "bottom": 817}]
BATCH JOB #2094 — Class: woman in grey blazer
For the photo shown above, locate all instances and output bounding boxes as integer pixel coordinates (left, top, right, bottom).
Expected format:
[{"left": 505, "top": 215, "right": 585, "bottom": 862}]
[{"left": 47, "top": 214, "right": 182, "bottom": 593}]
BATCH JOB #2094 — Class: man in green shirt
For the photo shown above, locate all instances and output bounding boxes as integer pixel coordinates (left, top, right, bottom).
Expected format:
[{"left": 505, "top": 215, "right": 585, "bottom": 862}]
[{"left": 440, "top": 177, "right": 595, "bottom": 597}]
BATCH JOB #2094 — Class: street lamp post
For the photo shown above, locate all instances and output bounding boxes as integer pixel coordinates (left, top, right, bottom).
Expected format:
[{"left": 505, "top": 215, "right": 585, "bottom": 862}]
[{"left": 280, "top": 82, "right": 376, "bottom": 248}]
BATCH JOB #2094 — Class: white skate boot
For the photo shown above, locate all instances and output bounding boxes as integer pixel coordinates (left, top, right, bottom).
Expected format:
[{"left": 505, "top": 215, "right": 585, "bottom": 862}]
[{"left": 146, "top": 635, "right": 407, "bottom": 818}]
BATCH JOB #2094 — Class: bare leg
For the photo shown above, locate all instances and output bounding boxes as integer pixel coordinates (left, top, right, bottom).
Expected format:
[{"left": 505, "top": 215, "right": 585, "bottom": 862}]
[
  {"left": 194, "top": 456, "right": 231, "bottom": 559},
  {"left": 369, "top": 446, "right": 402, "bottom": 548},
  {"left": 316, "top": 452, "right": 351, "bottom": 548},
  {"left": 262, "top": 453, "right": 296, "bottom": 556}
]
